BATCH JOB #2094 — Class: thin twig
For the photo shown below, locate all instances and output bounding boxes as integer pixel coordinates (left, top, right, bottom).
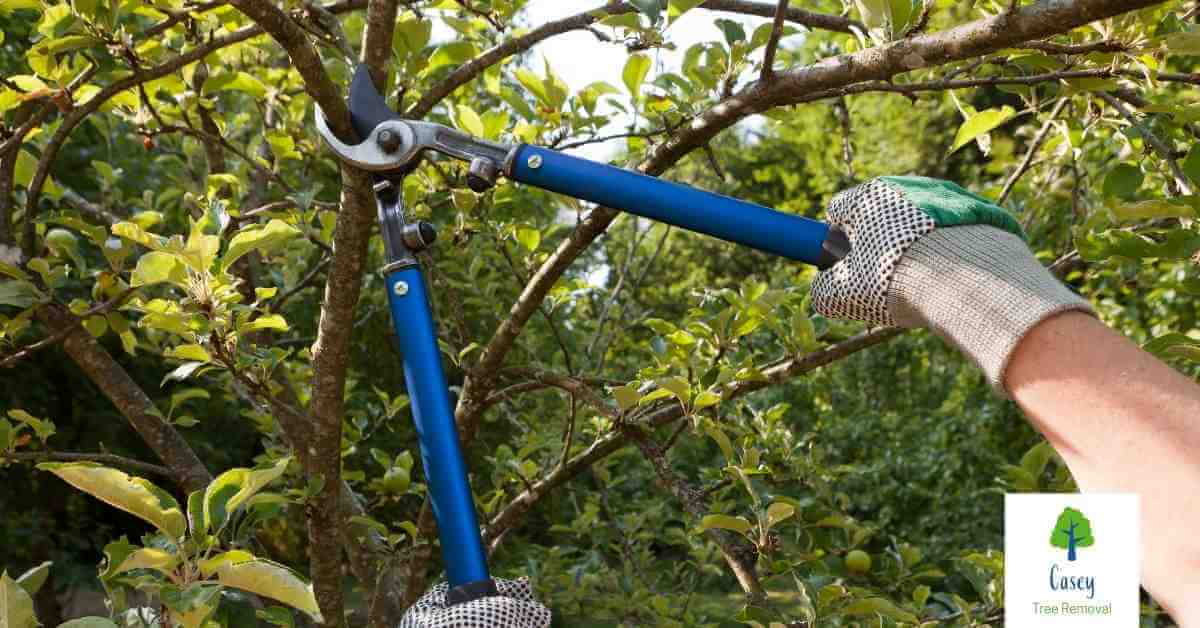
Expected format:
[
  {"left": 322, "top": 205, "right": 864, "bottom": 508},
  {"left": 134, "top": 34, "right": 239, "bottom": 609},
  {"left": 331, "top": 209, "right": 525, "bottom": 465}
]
[
  {"left": 760, "top": 0, "right": 789, "bottom": 82},
  {"left": 0, "top": 288, "right": 139, "bottom": 369},
  {"left": 1096, "top": 91, "right": 1194, "bottom": 195},
  {"left": 999, "top": 97, "right": 1069, "bottom": 203}
]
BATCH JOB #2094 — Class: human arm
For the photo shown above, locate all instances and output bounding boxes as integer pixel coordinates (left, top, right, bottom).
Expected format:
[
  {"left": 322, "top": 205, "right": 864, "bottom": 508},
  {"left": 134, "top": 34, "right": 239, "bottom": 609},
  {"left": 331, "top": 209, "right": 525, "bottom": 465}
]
[
  {"left": 812, "top": 176, "right": 1200, "bottom": 622},
  {"left": 1007, "top": 311, "right": 1200, "bottom": 621}
]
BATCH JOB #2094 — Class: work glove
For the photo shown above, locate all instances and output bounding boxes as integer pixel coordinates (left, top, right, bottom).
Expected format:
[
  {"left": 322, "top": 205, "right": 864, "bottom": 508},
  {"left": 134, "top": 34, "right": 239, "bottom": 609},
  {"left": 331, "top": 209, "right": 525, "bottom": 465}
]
[
  {"left": 398, "top": 577, "right": 551, "bottom": 628},
  {"left": 811, "top": 176, "right": 1093, "bottom": 394}
]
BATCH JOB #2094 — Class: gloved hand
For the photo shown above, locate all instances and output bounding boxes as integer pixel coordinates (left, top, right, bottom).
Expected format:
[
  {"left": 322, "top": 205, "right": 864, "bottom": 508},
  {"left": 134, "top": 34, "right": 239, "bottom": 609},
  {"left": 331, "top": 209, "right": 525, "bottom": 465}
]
[
  {"left": 398, "top": 577, "right": 551, "bottom": 628},
  {"left": 811, "top": 176, "right": 1093, "bottom": 394}
]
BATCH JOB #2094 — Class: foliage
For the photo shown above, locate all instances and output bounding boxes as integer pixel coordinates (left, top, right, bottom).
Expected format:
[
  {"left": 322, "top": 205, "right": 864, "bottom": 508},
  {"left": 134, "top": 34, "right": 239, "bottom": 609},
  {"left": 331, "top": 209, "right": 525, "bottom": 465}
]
[{"left": 0, "top": 0, "right": 1196, "bottom": 625}]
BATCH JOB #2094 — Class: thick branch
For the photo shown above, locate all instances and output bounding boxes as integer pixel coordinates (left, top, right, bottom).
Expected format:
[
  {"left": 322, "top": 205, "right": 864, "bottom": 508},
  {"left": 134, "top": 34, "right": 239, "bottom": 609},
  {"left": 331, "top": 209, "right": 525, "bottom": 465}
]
[
  {"left": 34, "top": 304, "right": 212, "bottom": 492},
  {"left": 361, "top": 0, "right": 399, "bottom": 89},
  {"left": 226, "top": 0, "right": 354, "bottom": 141},
  {"left": 303, "top": 164, "right": 377, "bottom": 625},
  {"left": 406, "top": 0, "right": 857, "bottom": 119}
]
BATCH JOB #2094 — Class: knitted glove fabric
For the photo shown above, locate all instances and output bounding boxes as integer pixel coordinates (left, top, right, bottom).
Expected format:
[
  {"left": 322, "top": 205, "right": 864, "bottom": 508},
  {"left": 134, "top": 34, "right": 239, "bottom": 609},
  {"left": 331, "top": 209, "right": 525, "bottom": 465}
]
[
  {"left": 812, "top": 176, "right": 1094, "bottom": 393},
  {"left": 398, "top": 577, "right": 551, "bottom": 628}
]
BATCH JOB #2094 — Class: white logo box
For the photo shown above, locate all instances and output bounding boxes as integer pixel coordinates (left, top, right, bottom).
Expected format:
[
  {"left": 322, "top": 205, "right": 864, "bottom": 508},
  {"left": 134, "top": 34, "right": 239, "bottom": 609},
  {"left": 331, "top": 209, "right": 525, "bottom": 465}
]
[{"left": 1005, "top": 493, "right": 1140, "bottom": 627}]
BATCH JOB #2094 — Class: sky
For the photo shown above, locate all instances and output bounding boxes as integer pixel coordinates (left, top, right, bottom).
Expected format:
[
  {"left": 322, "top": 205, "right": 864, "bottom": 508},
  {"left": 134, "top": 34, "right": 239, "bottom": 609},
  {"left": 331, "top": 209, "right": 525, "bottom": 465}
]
[{"left": 437, "top": 1, "right": 799, "bottom": 159}]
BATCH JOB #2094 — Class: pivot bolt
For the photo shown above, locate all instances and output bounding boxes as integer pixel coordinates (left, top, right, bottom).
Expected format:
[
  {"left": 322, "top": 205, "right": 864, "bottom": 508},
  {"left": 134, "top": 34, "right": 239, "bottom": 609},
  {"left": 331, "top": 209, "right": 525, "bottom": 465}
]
[
  {"left": 377, "top": 128, "right": 402, "bottom": 154},
  {"left": 526, "top": 154, "right": 543, "bottom": 169},
  {"left": 393, "top": 280, "right": 409, "bottom": 296}
]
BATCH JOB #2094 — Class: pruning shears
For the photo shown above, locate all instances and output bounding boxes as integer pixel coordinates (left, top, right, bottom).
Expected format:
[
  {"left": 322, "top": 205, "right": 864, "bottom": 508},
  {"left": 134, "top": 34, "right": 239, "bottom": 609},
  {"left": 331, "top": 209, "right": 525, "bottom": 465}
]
[{"left": 313, "top": 64, "right": 848, "bottom": 606}]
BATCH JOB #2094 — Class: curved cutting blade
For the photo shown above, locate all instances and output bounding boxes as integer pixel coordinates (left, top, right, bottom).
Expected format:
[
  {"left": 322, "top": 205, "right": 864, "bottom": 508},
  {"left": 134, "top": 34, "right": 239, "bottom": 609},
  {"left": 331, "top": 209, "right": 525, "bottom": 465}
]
[{"left": 348, "top": 64, "right": 401, "bottom": 141}]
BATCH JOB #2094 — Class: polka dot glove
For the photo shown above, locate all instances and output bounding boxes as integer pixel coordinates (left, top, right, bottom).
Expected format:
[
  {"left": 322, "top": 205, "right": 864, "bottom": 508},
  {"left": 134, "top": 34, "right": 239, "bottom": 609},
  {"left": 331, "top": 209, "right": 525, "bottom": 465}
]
[
  {"left": 397, "top": 577, "right": 551, "bottom": 628},
  {"left": 812, "top": 176, "right": 1093, "bottom": 394}
]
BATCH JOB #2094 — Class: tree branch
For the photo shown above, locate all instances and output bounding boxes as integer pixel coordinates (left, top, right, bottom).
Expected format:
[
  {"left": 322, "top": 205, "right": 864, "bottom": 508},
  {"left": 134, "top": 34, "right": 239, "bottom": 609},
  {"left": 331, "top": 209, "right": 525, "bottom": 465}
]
[
  {"left": 361, "top": 0, "right": 399, "bottom": 89},
  {"left": 759, "top": 0, "right": 790, "bottom": 82},
  {"left": 999, "top": 97, "right": 1069, "bottom": 204},
  {"left": 2, "top": 451, "right": 171, "bottom": 477},
  {"left": 33, "top": 303, "right": 212, "bottom": 492},
  {"left": 1095, "top": 91, "right": 1194, "bottom": 195},
  {"left": 226, "top": 0, "right": 354, "bottom": 141},
  {"left": 406, "top": 0, "right": 857, "bottom": 119},
  {"left": 484, "top": 328, "right": 902, "bottom": 550}
]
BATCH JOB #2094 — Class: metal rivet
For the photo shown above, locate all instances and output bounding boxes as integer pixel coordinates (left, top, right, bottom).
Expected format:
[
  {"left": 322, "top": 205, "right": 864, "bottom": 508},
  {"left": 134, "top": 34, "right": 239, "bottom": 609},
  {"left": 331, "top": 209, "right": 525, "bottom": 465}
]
[
  {"left": 527, "top": 154, "right": 543, "bottom": 169},
  {"left": 393, "top": 281, "right": 409, "bottom": 296}
]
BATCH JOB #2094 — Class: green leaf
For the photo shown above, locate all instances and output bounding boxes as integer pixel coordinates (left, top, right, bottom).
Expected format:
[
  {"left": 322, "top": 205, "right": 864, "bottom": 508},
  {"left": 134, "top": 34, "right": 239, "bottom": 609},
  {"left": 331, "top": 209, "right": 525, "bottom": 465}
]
[
  {"left": 622, "top": 53, "right": 652, "bottom": 100},
  {"left": 639, "top": 387, "right": 675, "bottom": 405},
  {"left": 629, "top": 0, "right": 662, "bottom": 22},
  {"left": 704, "top": 423, "right": 734, "bottom": 461},
  {"left": 0, "top": 280, "right": 39, "bottom": 309},
  {"left": 427, "top": 42, "right": 477, "bottom": 74},
  {"left": 109, "top": 547, "right": 177, "bottom": 576},
  {"left": 131, "top": 251, "right": 187, "bottom": 287},
  {"left": 36, "top": 462, "right": 186, "bottom": 539},
  {"left": 205, "top": 458, "right": 290, "bottom": 532},
  {"left": 221, "top": 219, "right": 301, "bottom": 272},
  {"left": 693, "top": 390, "right": 721, "bottom": 411},
  {"left": 8, "top": 409, "right": 54, "bottom": 442},
  {"left": 700, "top": 514, "right": 752, "bottom": 534},
  {"left": 187, "top": 489, "right": 207, "bottom": 536},
  {"left": 0, "top": 261, "right": 29, "bottom": 281},
  {"left": 57, "top": 619, "right": 119, "bottom": 628},
  {"left": 203, "top": 72, "right": 268, "bottom": 98},
  {"left": 842, "top": 597, "right": 919, "bottom": 623},
  {"left": 13, "top": 562, "right": 49, "bottom": 598},
  {"left": 243, "top": 314, "right": 289, "bottom": 333},
  {"left": 714, "top": 18, "right": 746, "bottom": 45},
  {"left": 667, "top": 0, "right": 704, "bottom": 21},
  {"left": 611, "top": 384, "right": 640, "bottom": 411},
  {"left": 951, "top": 106, "right": 1016, "bottom": 153},
  {"left": 1, "top": 572, "right": 38, "bottom": 628},
  {"left": 658, "top": 376, "right": 691, "bottom": 402},
  {"left": 516, "top": 227, "right": 541, "bottom": 252},
  {"left": 165, "top": 344, "right": 211, "bottom": 363},
  {"left": 0, "top": 419, "right": 11, "bottom": 452},
  {"left": 765, "top": 502, "right": 795, "bottom": 529},
  {"left": 1102, "top": 164, "right": 1143, "bottom": 200},
  {"left": 1163, "top": 31, "right": 1200, "bottom": 56},
  {"left": 1111, "top": 198, "right": 1196, "bottom": 221},
  {"left": 1144, "top": 332, "right": 1200, "bottom": 362},
  {"left": 211, "top": 557, "right": 322, "bottom": 622},
  {"left": 1182, "top": 144, "right": 1200, "bottom": 184},
  {"left": 454, "top": 105, "right": 485, "bottom": 137}
]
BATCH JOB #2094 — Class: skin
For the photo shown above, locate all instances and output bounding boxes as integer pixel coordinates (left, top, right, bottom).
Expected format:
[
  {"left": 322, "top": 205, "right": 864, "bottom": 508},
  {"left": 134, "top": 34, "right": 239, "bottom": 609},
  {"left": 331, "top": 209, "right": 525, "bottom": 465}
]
[{"left": 1006, "top": 311, "right": 1200, "bottom": 623}]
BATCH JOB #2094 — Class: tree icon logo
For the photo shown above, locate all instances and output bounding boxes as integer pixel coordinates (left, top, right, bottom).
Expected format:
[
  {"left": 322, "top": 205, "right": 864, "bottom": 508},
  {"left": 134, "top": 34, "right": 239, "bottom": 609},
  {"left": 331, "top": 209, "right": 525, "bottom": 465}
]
[{"left": 1050, "top": 507, "right": 1095, "bottom": 561}]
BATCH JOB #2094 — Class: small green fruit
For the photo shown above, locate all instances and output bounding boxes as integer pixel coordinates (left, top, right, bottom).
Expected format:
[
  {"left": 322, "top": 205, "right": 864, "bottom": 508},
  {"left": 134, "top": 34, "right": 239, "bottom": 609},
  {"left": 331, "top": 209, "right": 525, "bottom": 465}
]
[
  {"left": 846, "top": 549, "right": 872, "bottom": 574},
  {"left": 45, "top": 228, "right": 79, "bottom": 256}
]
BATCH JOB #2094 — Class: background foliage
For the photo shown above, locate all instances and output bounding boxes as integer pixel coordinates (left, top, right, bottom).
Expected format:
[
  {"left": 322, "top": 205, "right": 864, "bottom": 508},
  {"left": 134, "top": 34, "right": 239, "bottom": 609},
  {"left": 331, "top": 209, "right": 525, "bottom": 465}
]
[{"left": 2, "top": 0, "right": 1198, "bottom": 625}]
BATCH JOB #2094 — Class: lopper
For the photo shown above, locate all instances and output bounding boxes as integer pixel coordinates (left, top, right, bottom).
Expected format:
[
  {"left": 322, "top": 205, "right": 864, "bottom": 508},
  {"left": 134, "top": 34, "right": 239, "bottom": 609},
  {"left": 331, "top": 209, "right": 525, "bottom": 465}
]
[{"left": 315, "top": 64, "right": 848, "bottom": 606}]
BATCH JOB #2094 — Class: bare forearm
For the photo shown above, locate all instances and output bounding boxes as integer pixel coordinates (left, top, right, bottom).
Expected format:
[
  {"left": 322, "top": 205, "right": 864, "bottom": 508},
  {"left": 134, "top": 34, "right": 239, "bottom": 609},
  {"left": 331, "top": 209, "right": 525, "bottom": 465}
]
[{"left": 1007, "top": 311, "right": 1200, "bottom": 622}]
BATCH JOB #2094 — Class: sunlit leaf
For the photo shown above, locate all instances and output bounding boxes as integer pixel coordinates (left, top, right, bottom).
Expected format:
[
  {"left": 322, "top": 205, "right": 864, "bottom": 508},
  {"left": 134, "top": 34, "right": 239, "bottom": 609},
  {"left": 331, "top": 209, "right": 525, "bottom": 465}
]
[
  {"left": 36, "top": 462, "right": 187, "bottom": 539},
  {"left": 951, "top": 106, "right": 1016, "bottom": 153}
]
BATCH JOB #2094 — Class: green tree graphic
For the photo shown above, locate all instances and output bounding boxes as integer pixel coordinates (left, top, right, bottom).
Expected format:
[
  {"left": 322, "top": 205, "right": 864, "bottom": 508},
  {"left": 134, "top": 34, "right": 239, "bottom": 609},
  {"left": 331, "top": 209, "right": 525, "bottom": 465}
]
[{"left": 1050, "top": 507, "right": 1096, "bottom": 561}]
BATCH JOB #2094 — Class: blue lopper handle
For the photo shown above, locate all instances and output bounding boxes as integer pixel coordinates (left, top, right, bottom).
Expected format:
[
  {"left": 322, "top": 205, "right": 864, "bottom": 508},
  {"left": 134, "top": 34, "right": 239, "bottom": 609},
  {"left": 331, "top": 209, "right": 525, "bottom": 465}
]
[{"left": 508, "top": 145, "right": 847, "bottom": 268}]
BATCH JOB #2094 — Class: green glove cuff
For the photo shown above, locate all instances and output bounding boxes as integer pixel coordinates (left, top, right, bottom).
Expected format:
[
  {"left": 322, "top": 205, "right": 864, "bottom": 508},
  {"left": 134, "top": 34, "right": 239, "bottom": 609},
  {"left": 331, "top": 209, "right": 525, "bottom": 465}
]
[{"left": 878, "top": 176, "right": 1026, "bottom": 238}]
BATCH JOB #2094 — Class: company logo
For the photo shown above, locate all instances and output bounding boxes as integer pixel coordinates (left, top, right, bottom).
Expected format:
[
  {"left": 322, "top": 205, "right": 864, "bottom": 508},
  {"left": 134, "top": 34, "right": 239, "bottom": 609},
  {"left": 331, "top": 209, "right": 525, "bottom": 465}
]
[
  {"left": 1005, "top": 494, "right": 1139, "bottom": 626},
  {"left": 1047, "top": 507, "right": 1097, "bottom": 600},
  {"left": 1050, "top": 507, "right": 1095, "bottom": 561}
]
